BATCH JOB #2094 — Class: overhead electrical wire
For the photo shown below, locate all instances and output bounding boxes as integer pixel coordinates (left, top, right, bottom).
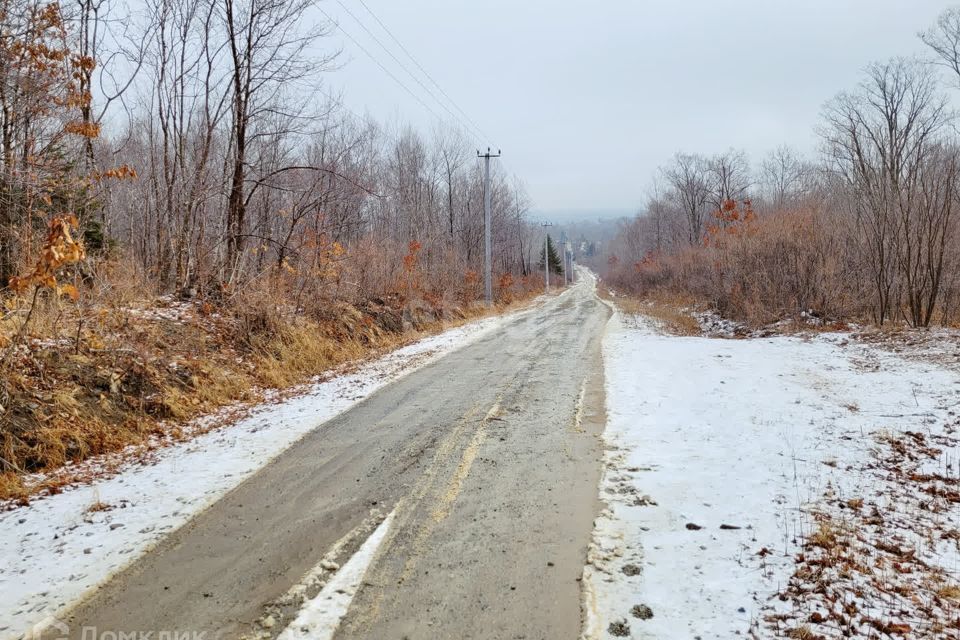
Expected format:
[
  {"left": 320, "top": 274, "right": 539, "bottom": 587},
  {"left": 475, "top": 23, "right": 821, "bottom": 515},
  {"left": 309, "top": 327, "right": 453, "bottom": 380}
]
[
  {"left": 334, "top": 0, "right": 487, "bottom": 147},
  {"left": 323, "top": 2, "right": 516, "bottom": 182},
  {"left": 319, "top": 8, "right": 450, "bottom": 129},
  {"left": 353, "top": 0, "right": 494, "bottom": 146}
]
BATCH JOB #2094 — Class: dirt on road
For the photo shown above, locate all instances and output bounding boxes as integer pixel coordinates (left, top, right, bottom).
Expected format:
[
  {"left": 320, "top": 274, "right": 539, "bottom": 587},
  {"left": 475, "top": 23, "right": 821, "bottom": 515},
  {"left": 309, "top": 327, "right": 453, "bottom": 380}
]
[{"left": 50, "top": 275, "right": 611, "bottom": 640}]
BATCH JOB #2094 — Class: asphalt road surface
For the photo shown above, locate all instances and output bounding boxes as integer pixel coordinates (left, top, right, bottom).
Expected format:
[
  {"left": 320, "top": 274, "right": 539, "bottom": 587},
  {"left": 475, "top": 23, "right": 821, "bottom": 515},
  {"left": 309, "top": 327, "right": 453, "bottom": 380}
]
[{"left": 54, "top": 275, "right": 611, "bottom": 640}]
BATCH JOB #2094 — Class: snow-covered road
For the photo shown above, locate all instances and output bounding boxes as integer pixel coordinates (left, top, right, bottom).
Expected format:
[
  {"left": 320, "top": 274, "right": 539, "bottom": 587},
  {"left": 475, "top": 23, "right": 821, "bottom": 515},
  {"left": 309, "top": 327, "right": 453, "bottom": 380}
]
[{"left": 584, "top": 312, "right": 960, "bottom": 639}]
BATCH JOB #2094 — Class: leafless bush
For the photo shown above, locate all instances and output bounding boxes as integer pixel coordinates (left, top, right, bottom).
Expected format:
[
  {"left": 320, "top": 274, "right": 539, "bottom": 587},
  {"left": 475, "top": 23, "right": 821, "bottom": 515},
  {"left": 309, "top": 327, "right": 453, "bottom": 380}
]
[{"left": 605, "top": 11, "right": 960, "bottom": 328}]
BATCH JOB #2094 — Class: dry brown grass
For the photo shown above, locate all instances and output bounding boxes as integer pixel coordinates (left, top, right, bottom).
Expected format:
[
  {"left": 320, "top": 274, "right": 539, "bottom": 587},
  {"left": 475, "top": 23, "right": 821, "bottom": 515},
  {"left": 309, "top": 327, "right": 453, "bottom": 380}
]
[
  {"left": 635, "top": 293, "right": 702, "bottom": 335},
  {"left": 787, "top": 626, "right": 820, "bottom": 640},
  {"left": 253, "top": 322, "right": 373, "bottom": 389},
  {"left": 0, "top": 275, "right": 541, "bottom": 503},
  {"left": 937, "top": 584, "right": 960, "bottom": 601},
  {"left": 600, "top": 288, "right": 702, "bottom": 335},
  {"left": 86, "top": 499, "right": 112, "bottom": 513},
  {"left": 806, "top": 521, "right": 842, "bottom": 551}
]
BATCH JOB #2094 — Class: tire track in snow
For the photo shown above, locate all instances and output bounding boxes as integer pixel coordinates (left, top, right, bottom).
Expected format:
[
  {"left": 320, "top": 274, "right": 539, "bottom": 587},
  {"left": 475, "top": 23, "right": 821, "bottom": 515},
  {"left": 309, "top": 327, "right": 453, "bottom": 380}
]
[{"left": 276, "top": 509, "right": 397, "bottom": 640}]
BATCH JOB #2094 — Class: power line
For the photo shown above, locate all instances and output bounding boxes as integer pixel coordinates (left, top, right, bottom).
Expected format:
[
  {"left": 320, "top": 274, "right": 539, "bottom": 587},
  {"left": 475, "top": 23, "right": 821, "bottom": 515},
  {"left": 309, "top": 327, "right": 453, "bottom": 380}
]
[
  {"left": 321, "top": 8, "right": 461, "bottom": 133},
  {"left": 323, "top": 5, "right": 523, "bottom": 187},
  {"left": 354, "top": 0, "right": 494, "bottom": 145},
  {"left": 334, "top": 0, "right": 485, "bottom": 146}
]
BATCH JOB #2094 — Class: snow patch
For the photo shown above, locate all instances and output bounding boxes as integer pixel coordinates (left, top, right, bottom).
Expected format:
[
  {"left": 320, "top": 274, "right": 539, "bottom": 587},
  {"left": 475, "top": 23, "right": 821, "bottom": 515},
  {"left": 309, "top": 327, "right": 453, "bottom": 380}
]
[
  {"left": 692, "top": 309, "right": 746, "bottom": 337},
  {"left": 584, "top": 311, "right": 960, "bottom": 639},
  {"left": 0, "top": 310, "right": 526, "bottom": 637},
  {"left": 276, "top": 509, "right": 395, "bottom": 640}
]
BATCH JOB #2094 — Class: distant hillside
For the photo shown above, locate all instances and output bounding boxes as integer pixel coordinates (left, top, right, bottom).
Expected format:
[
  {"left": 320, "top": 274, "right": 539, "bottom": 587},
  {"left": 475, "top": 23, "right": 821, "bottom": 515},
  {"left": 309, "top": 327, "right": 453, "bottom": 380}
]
[{"left": 529, "top": 209, "right": 634, "bottom": 224}]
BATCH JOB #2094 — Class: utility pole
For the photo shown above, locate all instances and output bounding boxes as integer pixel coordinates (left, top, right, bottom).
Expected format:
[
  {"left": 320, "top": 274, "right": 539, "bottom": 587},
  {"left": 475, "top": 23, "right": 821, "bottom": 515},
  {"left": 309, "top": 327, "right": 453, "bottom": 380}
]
[
  {"left": 541, "top": 221, "right": 553, "bottom": 292},
  {"left": 560, "top": 233, "right": 568, "bottom": 287},
  {"left": 478, "top": 148, "right": 501, "bottom": 306}
]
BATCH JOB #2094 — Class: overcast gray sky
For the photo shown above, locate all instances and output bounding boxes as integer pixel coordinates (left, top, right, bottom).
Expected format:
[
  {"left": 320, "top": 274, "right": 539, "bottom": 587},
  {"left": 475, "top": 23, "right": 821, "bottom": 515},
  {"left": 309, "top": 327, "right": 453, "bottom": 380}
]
[{"left": 316, "top": 0, "right": 953, "bottom": 216}]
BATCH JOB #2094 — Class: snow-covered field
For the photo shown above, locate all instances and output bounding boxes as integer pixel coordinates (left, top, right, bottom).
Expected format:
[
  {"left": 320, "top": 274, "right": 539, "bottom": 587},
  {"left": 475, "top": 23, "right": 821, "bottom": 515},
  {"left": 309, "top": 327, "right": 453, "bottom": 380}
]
[
  {"left": 584, "top": 312, "right": 960, "bottom": 639},
  {"left": 0, "top": 310, "right": 525, "bottom": 638}
]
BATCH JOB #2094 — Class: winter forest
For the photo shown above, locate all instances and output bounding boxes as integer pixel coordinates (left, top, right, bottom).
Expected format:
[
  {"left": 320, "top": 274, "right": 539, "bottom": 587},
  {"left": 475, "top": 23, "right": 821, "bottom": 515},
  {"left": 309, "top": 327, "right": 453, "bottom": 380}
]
[
  {"left": 0, "top": 0, "right": 547, "bottom": 497},
  {"left": 605, "top": 8, "right": 960, "bottom": 329},
  {"left": 0, "top": 0, "right": 543, "bottom": 308}
]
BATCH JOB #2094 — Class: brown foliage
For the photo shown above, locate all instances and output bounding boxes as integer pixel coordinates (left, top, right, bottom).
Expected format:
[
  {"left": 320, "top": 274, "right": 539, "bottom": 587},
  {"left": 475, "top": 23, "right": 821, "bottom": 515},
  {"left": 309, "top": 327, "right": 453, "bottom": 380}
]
[
  {"left": 0, "top": 256, "right": 544, "bottom": 501},
  {"left": 608, "top": 206, "right": 857, "bottom": 327},
  {"left": 8, "top": 214, "right": 85, "bottom": 295}
]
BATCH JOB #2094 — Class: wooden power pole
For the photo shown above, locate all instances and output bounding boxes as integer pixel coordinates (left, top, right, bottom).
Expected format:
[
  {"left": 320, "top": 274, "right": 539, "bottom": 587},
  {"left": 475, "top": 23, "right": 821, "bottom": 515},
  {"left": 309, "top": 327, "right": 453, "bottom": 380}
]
[{"left": 478, "top": 148, "right": 501, "bottom": 306}]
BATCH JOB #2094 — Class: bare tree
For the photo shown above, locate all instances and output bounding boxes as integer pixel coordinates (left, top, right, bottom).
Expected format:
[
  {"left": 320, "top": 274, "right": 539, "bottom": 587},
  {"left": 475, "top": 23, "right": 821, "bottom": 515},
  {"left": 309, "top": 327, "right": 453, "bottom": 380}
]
[
  {"left": 759, "top": 145, "right": 817, "bottom": 210},
  {"left": 706, "top": 149, "right": 751, "bottom": 212},
  {"left": 435, "top": 127, "right": 468, "bottom": 238},
  {"left": 220, "top": 0, "right": 336, "bottom": 281},
  {"left": 139, "top": 0, "right": 231, "bottom": 289},
  {"left": 662, "top": 152, "right": 711, "bottom": 245},
  {"left": 921, "top": 7, "right": 960, "bottom": 84},
  {"left": 822, "top": 57, "right": 953, "bottom": 325}
]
